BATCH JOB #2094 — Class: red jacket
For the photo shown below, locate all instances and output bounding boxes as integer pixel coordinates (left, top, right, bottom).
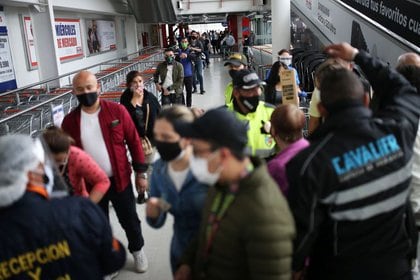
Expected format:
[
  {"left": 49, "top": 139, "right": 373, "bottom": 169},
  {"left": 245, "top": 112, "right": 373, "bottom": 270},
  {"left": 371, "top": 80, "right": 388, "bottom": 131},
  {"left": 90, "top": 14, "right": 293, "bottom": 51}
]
[
  {"left": 67, "top": 146, "right": 110, "bottom": 197},
  {"left": 62, "top": 99, "right": 147, "bottom": 192}
]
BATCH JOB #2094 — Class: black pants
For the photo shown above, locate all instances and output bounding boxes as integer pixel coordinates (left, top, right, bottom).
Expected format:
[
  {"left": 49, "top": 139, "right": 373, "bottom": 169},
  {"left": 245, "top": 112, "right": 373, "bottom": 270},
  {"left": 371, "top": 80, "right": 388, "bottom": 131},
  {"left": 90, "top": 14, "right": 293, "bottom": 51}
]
[
  {"left": 161, "top": 93, "right": 184, "bottom": 106},
  {"left": 98, "top": 177, "right": 144, "bottom": 253},
  {"left": 184, "top": 76, "right": 193, "bottom": 107}
]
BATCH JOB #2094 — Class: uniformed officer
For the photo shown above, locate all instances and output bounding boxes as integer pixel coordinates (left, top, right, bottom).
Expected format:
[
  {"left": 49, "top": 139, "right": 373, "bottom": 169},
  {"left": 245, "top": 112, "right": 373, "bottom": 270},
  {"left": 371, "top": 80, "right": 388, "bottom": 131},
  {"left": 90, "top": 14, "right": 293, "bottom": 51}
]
[{"left": 227, "top": 69, "right": 277, "bottom": 159}]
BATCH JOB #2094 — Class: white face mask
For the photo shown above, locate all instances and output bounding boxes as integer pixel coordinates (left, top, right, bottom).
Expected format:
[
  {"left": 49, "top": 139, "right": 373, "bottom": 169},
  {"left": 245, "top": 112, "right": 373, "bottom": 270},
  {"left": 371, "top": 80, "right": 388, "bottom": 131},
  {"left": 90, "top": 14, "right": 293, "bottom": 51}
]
[
  {"left": 189, "top": 152, "right": 221, "bottom": 185},
  {"left": 43, "top": 164, "right": 55, "bottom": 195},
  {"left": 278, "top": 56, "right": 292, "bottom": 66}
]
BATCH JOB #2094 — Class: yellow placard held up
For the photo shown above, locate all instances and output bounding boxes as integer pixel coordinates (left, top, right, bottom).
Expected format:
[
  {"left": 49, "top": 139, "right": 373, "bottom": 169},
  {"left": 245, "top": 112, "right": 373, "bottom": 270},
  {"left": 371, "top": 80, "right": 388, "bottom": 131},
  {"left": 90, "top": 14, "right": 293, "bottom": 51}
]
[{"left": 280, "top": 69, "right": 298, "bottom": 106}]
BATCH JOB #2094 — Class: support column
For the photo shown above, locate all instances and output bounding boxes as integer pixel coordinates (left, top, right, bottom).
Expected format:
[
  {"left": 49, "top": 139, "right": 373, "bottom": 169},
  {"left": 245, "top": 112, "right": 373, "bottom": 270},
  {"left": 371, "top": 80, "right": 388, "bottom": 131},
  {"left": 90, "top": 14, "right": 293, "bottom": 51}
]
[
  {"left": 30, "top": 1, "right": 60, "bottom": 88},
  {"left": 256, "top": 18, "right": 264, "bottom": 45},
  {"left": 271, "top": 0, "right": 290, "bottom": 62},
  {"left": 168, "top": 24, "right": 175, "bottom": 47},
  {"left": 237, "top": 16, "right": 243, "bottom": 52},
  {"left": 161, "top": 24, "right": 168, "bottom": 48}
]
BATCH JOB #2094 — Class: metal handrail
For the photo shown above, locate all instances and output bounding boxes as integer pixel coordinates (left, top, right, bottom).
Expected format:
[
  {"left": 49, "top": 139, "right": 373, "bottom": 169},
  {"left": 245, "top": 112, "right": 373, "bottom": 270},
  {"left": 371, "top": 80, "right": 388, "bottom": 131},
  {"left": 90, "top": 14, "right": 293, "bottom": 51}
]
[
  {"left": 0, "top": 46, "right": 161, "bottom": 98},
  {"left": 0, "top": 48, "right": 162, "bottom": 126}
]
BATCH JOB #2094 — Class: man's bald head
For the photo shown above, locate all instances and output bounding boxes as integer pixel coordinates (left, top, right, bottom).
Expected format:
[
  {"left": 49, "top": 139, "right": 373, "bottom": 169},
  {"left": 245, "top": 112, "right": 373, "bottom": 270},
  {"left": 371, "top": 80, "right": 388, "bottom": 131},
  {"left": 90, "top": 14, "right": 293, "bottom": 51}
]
[
  {"left": 72, "top": 70, "right": 99, "bottom": 95},
  {"left": 397, "top": 53, "right": 420, "bottom": 68},
  {"left": 396, "top": 53, "right": 420, "bottom": 92}
]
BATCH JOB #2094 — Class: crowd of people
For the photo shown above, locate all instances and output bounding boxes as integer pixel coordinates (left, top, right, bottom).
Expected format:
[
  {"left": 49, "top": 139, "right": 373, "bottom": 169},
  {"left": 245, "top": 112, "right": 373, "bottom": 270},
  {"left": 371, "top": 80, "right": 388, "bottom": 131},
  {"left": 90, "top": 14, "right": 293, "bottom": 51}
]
[{"left": 0, "top": 41, "right": 419, "bottom": 280}]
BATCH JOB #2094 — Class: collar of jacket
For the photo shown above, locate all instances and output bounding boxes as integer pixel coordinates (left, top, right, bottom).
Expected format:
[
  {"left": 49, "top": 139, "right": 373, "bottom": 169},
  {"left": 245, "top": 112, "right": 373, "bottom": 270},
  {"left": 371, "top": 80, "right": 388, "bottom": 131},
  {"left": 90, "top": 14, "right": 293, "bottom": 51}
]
[
  {"left": 214, "top": 156, "right": 266, "bottom": 191},
  {"left": 310, "top": 106, "right": 372, "bottom": 141}
]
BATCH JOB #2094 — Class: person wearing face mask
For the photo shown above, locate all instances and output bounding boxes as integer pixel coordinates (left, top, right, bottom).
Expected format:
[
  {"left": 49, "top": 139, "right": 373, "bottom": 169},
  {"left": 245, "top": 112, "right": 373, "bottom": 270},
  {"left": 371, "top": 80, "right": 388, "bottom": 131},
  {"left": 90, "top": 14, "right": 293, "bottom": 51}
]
[
  {"left": 145, "top": 105, "right": 208, "bottom": 274},
  {"left": 223, "top": 52, "right": 248, "bottom": 105},
  {"left": 175, "top": 38, "right": 194, "bottom": 107},
  {"left": 154, "top": 48, "right": 185, "bottom": 106},
  {"left": 307, "top": 58, "right": 352, "bottom": 135},
  {"left": 189, "top": 31, "right": 205, "bottom": 95},
  {"left": 227, "top": 69, "right": 277, "bottom": 159},
  {"left": 267, "top": 104, "right": 309, "bottom": 196},
  {"left": 0, "top": 134, "right": 126, "bottom": 279},
  {"left": 173, "top": 108, "right": 295, "bottom": 280},
  {"left": 42, "top": 126, "right": 110, "bottom": 203},
  {"left": 265, "top": 49, "right": 302, "bottom": 106},
  {"left": 120, "top": 71, "right": 161, "bottom": 155},
  {"left": 62, "top": 70, "right": 149, "bottom": 273}
]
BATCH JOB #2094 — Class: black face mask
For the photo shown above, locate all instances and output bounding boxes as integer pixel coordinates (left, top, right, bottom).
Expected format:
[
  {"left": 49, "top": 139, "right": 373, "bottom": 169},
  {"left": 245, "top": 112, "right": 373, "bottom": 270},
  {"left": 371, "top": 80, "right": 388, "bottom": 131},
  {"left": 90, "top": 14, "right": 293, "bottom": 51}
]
[
  {"left": 229, "top": 69, "right": 238, "bottom": 79},
  {"left": 42, "top": 174, "right": 50, "bottom": 185},
  {"left": 76, "top": 92, "right": 98, "bottom": 107},
  {"left": 239, "top": 95, "right": 259, "bottom": 112},
  {"left": 155, "top": 140, "right": 182, "bottom": 161}
]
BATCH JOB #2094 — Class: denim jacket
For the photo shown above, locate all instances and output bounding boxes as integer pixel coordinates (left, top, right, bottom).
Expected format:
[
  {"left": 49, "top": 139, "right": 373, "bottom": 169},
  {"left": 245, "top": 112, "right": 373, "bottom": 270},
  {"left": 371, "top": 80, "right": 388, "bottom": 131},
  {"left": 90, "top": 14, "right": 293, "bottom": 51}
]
[{"left": 147, "top": 159, "right": 208, "bottom": 272}]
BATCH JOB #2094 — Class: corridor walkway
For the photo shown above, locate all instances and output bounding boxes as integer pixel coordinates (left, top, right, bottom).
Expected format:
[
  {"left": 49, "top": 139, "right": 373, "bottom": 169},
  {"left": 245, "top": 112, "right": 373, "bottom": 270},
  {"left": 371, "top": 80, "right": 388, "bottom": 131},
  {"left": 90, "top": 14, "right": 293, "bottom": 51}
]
[{"left": 110, "top": 56, "right": 228, "bottom": 280}]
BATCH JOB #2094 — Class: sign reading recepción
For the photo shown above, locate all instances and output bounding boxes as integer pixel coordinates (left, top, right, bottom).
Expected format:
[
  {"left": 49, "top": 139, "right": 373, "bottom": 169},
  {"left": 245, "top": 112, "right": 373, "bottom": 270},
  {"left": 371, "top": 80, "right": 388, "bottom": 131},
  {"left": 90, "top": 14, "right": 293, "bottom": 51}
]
[
  {"left": 86, "top": 19, "right": 117, "bottom": 55},
  {"left": 54, "top": 18, "right": 83, "bottom": 62}
]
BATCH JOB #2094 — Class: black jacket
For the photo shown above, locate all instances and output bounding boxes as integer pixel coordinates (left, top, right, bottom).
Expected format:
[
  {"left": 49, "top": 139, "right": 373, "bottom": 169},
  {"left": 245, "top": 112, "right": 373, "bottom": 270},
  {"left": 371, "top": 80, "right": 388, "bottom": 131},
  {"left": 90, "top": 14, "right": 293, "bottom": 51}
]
[
  {"left": 120, "top": 88, "right": 161, "bottom": 143},
  {"left": 0, "top": 192, "right": 126, "bottom": 279},
  {"left": 286, "top": 51, "right": 419, "bottom": 280}
]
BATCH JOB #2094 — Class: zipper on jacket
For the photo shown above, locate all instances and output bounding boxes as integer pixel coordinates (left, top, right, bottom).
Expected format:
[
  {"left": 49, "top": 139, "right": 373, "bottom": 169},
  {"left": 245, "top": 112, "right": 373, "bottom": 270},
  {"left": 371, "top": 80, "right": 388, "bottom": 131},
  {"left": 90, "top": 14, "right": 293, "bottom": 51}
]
[{"left": 333, "top": 221, "right": 338, "bottom": 256}]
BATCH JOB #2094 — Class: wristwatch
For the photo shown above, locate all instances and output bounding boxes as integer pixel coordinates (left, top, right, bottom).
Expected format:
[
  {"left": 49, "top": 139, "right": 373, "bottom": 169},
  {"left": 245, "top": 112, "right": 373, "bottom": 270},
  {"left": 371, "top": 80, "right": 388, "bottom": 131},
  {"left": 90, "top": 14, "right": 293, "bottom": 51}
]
[{"left": 137, "top": 173, "right": 148, "bottom": 179}]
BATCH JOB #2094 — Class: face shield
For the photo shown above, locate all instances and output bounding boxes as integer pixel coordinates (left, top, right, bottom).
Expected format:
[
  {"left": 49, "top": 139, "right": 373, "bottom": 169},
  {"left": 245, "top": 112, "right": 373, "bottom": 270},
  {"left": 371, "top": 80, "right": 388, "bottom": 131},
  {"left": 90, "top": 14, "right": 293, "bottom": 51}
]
[
  {"left": 278, "top": 55, "right": 293, "bottom": 67},
  {"left": 35, "top": 136, "right": 70, "bottom": 198}
]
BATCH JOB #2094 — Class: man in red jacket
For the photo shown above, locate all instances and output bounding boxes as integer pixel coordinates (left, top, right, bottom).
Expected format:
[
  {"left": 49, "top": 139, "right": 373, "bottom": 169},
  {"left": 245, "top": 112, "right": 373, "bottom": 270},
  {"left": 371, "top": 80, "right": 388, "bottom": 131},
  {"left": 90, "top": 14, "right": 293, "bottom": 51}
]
[{"left": 62, "top": 70, "right": 149, "bottom": 273}]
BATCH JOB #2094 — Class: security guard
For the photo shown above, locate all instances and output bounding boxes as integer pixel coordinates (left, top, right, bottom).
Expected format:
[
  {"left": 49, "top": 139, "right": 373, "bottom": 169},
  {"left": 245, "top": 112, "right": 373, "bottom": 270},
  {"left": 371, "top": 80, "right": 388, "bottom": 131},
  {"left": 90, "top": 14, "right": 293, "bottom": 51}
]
[
  {"left": 227, "top": 69, "right": 276, "bottom": 159},
  {"left": 0, "top": 135, "right": 126, "bottom": 280},
  {"left": 223, "top": 53, "right": 248, "bottom": 105}
]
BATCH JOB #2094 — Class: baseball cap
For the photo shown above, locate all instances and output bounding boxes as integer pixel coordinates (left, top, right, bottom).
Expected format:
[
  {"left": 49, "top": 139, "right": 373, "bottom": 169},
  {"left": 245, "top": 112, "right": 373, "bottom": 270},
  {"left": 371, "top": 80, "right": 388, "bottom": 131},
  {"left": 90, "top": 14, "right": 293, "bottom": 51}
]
[
  {"left": 224, "top": 53, "right": 248, "bottom": 67},
  {"left": 174, "top": 107, "right": 248, "bottom": 156},
  {"left": 232, "top": 69, "right": 265, "bottom": 90}
]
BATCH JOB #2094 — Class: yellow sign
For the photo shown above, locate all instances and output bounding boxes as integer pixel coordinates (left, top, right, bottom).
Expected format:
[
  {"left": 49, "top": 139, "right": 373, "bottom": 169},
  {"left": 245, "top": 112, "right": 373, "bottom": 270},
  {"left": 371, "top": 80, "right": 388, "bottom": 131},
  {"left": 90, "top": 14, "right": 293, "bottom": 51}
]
[
  {"left": 280, "top": 69, "right": 298, "bottom": 105},
  {"left": 0, "top": 240, "right": 71, "bottom": 279}
]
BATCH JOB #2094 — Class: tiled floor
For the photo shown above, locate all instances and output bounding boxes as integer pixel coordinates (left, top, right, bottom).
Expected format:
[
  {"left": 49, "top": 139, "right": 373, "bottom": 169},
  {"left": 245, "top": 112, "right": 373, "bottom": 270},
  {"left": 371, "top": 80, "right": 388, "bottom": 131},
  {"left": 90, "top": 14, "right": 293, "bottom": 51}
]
[{"left": 110, "top": 56, "right": 228, "bottom": 280}]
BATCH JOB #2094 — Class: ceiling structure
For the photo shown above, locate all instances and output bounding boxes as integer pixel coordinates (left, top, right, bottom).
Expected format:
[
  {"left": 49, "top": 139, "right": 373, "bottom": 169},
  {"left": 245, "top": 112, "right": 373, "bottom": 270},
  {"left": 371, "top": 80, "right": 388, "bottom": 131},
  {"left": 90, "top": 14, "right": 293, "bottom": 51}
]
[{"left": 126, "top": 0, "right": 177, "bottom": 23}]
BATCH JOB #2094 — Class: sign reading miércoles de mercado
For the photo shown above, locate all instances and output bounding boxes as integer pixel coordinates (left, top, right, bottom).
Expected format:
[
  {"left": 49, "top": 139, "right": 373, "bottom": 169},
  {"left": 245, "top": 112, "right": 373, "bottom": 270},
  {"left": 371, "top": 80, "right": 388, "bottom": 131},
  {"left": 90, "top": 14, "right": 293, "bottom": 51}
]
[{"left": 54, "top": 18, "right": 83, "bottom": 62}]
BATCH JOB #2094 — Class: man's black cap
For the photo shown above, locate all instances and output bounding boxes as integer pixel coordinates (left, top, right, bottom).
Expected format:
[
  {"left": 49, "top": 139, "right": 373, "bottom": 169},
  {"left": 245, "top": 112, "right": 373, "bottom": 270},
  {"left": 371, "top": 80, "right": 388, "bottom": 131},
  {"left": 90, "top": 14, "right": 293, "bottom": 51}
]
[{"left": 232, "top": 69, "right": 265, "bottom": 90}]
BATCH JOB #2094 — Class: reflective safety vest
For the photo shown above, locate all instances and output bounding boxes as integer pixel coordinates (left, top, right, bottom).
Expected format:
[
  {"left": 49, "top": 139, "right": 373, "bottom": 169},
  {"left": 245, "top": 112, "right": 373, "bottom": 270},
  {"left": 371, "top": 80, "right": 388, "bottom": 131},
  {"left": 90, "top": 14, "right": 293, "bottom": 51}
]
[
  {"left": 224, "top": 82, "right": 234, "bottom": 105},
  {"left": 228, "top": 101, "right": 277, "bottom": 158}
]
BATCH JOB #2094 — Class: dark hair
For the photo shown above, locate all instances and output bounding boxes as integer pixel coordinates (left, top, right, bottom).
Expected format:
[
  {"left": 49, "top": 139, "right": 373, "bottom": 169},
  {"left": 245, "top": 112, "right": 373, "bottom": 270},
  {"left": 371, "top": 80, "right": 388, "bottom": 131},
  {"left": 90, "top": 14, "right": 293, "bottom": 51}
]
[
  {"left": 208, "top": 140, "right": 245, "bottom": 161},
  {"left": 278, "top": 49, "right": 290, "bottom": 56},
  {"left": 157, "top": 105, "right": 195, "bottom": 126},
  {"left": 396, "top": 65, "right": 420, "bottom": 92},
  {"left": 270, "top": 104, "right": 305, "bottom": 143},
  {"left": 264, "top": 61, "right": 289, "bottom": 104},
  {"left": 320, "top": 68, "right": 364, "bottom": 111},
  {"left": 315, "top": 58, "right": 350, "bottom": 88},
  {"left": 164, "top": 48, "right": 174, "bottom": 53},
  {"left": 42, "top": 126, "right": 74, "bottom": 154},
  {"left": 126, "top": 71, "right": 143, "bottom": 88}
]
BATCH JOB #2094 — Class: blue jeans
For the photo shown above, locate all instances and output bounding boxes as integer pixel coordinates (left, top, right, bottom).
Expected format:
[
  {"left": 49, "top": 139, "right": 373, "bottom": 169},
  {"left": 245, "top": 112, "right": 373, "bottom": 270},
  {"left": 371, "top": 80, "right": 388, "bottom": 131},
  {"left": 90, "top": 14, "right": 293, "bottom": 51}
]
[{"left": 192, "top": 60, "right": 204, "bottom": 92}]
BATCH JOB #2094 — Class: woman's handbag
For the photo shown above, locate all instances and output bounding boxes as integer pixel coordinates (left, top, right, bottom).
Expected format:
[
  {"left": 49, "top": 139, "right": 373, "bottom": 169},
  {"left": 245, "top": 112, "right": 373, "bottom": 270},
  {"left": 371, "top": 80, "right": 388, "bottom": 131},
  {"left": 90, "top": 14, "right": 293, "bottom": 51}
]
[{"left": 141, "top": 103, "right": 154, "bottom": 156}]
